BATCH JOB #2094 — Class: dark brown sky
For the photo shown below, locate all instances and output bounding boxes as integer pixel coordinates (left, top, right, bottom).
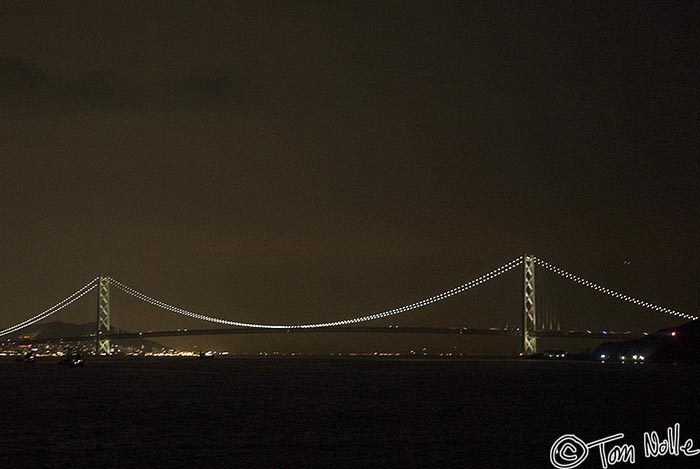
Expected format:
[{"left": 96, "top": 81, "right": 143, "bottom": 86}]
[{"left": 2, "top": 1, "right": 699, "bottom": 353}]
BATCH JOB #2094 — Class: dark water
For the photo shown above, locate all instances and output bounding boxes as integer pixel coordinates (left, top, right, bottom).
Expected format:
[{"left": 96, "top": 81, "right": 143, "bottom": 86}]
[{"left": 2, "top": 358, "right": 699, "bottom": 468}]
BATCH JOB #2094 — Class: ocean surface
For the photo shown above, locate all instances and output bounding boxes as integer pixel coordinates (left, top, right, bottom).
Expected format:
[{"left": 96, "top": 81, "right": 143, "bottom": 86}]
[{"left": 2, "top": 357, "right": 699, "bottom": 468}]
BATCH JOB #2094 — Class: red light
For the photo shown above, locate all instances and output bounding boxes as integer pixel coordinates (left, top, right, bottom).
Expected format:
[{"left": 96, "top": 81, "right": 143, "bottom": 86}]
[{"left": 671, "top": 331, "right": 677, "bottom": 337}]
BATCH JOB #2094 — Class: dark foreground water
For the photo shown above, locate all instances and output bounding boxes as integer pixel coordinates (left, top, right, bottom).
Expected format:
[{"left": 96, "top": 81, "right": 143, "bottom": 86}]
[{"left": 2, "top": 358, "right": 699, "bottom": 468}]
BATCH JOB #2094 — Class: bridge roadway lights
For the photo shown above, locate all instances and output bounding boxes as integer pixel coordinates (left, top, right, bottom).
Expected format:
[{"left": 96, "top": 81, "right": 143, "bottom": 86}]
[
  {"left": 96, "top": 276, "right": 111, "bottom": 356},
  {"left": 523, "top": 254, "right": 537, "bottom": 355}
]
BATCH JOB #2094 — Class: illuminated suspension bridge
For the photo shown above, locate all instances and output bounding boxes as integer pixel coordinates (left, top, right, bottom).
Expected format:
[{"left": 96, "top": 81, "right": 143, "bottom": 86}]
[{"left": 0, "top": 255, "right": 696, "bottom": 355}]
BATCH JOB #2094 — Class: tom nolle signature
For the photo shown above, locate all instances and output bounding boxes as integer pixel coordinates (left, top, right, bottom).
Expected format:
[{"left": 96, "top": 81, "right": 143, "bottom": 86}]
[{"left": 550, "top": 423, "right": 699, "bottom": 468}]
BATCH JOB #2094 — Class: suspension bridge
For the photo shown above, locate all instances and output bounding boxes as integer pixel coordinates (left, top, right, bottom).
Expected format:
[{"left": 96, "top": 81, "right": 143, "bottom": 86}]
[{"left": 1, "top": 255, "right": 696, "bottom": 355}]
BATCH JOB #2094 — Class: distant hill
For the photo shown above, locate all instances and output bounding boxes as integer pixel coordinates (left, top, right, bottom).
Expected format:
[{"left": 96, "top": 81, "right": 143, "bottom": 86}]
[
  {"left": 19, "top": 321, "right": 95, "bottom": 340},
  {"left": 594, "top": 319, "right": 700, "bottom": 364},
  {"left": 14, "top": 321, "right": 165, "bottom": 352}
]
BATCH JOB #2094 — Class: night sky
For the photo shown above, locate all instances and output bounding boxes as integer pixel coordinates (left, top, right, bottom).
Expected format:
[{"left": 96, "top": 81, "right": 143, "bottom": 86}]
[{"left": 2, "top": 1, "right": 699, "bottom": 353}]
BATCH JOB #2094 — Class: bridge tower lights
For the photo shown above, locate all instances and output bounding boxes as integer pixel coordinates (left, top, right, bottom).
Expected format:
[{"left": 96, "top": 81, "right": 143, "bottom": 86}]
[
  {"left": 523, "top": 254, "right": 537, "bottom": 355},
  {"left": 96, "top": 276, "right": 111, "bottom": 356}
]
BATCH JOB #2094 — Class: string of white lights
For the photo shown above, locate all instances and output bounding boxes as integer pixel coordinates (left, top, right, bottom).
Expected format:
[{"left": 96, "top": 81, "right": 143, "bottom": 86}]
[
  {"left": 0, "top": 278, "right": 99, "bottom": 338},
  {"left": 108, "top": 257, "right": 524, "bottom": 329},
  {"left": 3, "top": 256, "right": 695, "bottom": 338},
  {"left": 535, "top": 258, "right": 697, "bottom": 321}
]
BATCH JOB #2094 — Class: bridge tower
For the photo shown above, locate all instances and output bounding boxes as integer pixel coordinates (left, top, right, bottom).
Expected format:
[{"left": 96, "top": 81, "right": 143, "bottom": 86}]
[
  {"left": 96, "top": 276, "right": 111, "bottom": 355},
  {"left": 522, "top": 254, "right": 537, "bottom": 355}
]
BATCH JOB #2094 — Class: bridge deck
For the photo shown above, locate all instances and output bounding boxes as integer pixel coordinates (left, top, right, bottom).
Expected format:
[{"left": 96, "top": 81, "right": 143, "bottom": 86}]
[{"left": 9, "top": 327, "right": 643, "bottom": 345}]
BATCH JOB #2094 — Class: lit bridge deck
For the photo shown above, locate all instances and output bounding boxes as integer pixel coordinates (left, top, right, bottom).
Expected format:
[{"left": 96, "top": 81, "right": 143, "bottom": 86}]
[{"left": 10, "top": 327, "right": 644, "bottom": 345}]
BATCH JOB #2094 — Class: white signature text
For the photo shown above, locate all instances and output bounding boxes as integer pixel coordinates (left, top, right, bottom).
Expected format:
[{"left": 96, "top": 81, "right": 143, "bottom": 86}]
[{"left": 550, "top": 423, "right": 699, "bottom": 468}]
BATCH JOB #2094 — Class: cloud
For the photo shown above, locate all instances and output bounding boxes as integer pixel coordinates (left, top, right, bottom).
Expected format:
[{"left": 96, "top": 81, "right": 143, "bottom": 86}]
[
  {"left": 0, "top": 58, "right": 115, "bottom": 109},
  {"left": 66, "top": 70, "right": 116, "bottom": 105},
  {"left": 179, "top": 59, "right": 263, "bottom": 106},
  {"left": 0, "top": 58, "right": 59, "bottom": 106},
  {"left": 182, "top": 68, "right": 244, "bottom": 100},
  {"left": 0, "top": 58, "right": 261, "bottom": 113}
]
